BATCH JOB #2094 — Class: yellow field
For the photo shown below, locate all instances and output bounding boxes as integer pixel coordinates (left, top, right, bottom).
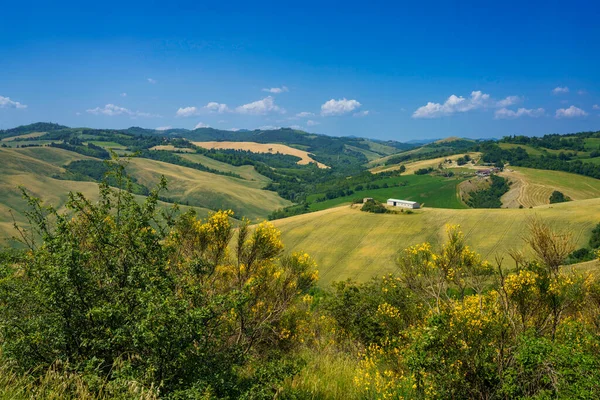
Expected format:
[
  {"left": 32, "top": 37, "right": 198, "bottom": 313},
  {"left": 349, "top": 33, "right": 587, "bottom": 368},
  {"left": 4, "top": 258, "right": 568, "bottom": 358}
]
[
  {"left": 272, "top": 199, "right": 600, "bottom": 285},
  {"left": 192, "top": 141, "right": 329, "bottom": 168},
  {"left": 125, "top": 158, "right": 291, "bottom": 220},
  {"left": 370, "top": 152, "right": 481, "bottom": 174},
  {"left": 500, "top": 167, "right": 600, "bottom": 208}
]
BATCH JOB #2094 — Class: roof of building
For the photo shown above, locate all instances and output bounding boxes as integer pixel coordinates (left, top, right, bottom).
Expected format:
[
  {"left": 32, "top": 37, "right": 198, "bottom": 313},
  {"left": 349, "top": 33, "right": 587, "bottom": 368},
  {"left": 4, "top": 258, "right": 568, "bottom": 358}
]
[{"left": 387, "top": 198, "right": 418, "bottom": 204}]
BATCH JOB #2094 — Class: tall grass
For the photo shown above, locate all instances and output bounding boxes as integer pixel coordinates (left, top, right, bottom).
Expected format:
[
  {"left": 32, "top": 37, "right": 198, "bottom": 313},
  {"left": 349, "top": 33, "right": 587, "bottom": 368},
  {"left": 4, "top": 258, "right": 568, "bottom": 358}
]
[
  {"left": 0, "top": 360, "right": 158, "bottom": 400},
  {"left": 283, "top": 346, "right": 361, "bottom": 399}
]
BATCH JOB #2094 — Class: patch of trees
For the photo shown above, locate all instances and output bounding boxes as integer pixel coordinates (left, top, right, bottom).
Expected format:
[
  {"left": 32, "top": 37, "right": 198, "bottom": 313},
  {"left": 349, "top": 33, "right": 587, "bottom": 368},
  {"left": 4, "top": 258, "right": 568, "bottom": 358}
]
[
  {"left": 456, "top": 154, "right": 471, "bottom": 165},
  {"left": 567, "top": 223, "right": 600, "bottom": 264},
  {"left": 49, "top": 141, "right": 111, "bottom": 159},
  {"left": 466, "top": 174, "right": 510, "bottom": 208},
  {"left": 414, "top": 167, "right": 434, "bottom": 175},
  {"left": 360, "top": 199, "right": 389, "bottom": 213},
  {"left": 549, "top": 190, "right": 571, "bottom": 204}
]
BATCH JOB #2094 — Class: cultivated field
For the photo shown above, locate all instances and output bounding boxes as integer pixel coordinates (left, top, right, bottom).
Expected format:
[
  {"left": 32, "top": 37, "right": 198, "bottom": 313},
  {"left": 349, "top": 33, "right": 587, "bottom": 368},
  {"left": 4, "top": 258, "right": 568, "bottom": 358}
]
[
  {"left": 273, "top": 200, "right": 600, "bottom": 285},
  {"left": 500, "top": 167, "right": 600, "bottom": 208},
  {"left": 370, "top": 152, "right": 481, "bottom": 174},
  {"left": 192, "top": 141, "right": 329, "bottom": 168}
]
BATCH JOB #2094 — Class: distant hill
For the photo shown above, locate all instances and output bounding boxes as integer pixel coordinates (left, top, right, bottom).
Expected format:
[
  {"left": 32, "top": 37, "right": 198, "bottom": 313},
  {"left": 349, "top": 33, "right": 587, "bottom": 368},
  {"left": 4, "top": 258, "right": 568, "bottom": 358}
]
[{"left": 0, "top": 122, "right": 69, "bottom": 139}]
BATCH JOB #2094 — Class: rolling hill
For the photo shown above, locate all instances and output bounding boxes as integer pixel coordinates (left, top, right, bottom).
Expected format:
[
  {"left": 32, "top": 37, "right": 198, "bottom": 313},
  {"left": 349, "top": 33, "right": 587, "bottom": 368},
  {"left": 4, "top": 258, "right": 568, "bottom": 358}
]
[{"left": 272, "top": 199, "right": 600, "bottom": 285}]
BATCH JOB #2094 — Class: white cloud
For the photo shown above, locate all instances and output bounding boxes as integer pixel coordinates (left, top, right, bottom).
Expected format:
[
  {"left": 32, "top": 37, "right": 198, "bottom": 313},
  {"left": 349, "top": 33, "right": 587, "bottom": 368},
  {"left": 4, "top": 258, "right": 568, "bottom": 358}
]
[
  {"left": 321, "top": 98, "right": 361, "bottom": 116},
  {"left": 229, "top": 128, "right": 240, "bottom": 132},
  {"left": 0, "top": 95, "right": 27, "bottom": 109},
  {"left": 259, "top": 125, "right": 281, "bottom": 130},
  {"left": 496, "top": 96, "right": 522, "bottom": 107},
  {"left": 494, "top": 107, "right": 545, "bottom": 119},
  {"left": 296, "top": 111, "right": 314, "bottom": 118},
  {"left": 120, "top": 92, "right": 127, "bottom": 97},
  {"left": 204, "top": 102, "right": 230, "bottom": 114},
  {"left": 552, "top": 86, "right": 569, "bottom": 94},
  {"left": 262, "top": 86, "right": 289, "bottom": 94},
  {"left": 412, "top": 91, "right": 492, "bottom": 118},
  {"left": 176, "top": 106, "right": 200, "bottom": 117},
  {"left": 86, "top": 104, "right": 157, "bottom": 117},
  {"left": 156, "top": 126, "right": 172, "bottom": 131},
  {"left": 556, "top": 106, "right": 587, "bottom": 118},
  {"left": 194, "top": 122, "right": 210, "bottom": 129},
  {"left": 235, "top": 96, "right": 284, "bottom": 115},
  {"left": 147, "top": 78, "right": 157, "bottom": 84},
  {"left": 353, "top": 110, "right": 370, "bottom": 117},
  {"left": 592, "top": 104, "right": 600, "bottom": 110},
  {"left": 306, "top": 120, "right": 320, "bottom": 126}
]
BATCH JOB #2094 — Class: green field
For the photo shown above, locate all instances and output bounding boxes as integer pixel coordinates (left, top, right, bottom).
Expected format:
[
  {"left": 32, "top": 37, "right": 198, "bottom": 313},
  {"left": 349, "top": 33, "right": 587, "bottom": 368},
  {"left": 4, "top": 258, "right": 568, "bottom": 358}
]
[
  {"left": 584, "top": 138, "right": 600, "bottom": 151},
  {"left": 309, "top": 175, "right": 467, "bottom": 211},
  {"left": 273, "top": 199, "right": 600, "bottom": 285},
  {"left": 88, "top": 141, "right": 128, "bottom": 149}
]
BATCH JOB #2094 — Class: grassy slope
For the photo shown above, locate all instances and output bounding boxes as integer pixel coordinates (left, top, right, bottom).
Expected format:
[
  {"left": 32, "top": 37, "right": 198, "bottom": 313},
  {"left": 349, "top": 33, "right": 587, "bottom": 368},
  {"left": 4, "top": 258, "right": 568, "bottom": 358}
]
[
  {"left": 179, "top": 153, "right": 270, "bottom": 185},
  {"left": 125, "top": 158, "right": 291, "bottom": 221},
  {"left": 500, "top": 167, "right": 600, "bottom": 207},
  {"left": 308, "top": 175, "right": 467, "bottom": 211},
  {"left": 344, "top": 144, "right": 382, "bottom": 162},
  {"left": 273, "top": 199, "right": 600, "bottom": 285}
]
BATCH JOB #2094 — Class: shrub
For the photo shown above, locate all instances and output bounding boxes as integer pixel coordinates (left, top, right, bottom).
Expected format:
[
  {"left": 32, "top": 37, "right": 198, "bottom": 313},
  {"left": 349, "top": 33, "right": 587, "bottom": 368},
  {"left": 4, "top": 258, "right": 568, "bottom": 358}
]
[{"left": 0, "top": 159, "right": 318, "bottom": 398}]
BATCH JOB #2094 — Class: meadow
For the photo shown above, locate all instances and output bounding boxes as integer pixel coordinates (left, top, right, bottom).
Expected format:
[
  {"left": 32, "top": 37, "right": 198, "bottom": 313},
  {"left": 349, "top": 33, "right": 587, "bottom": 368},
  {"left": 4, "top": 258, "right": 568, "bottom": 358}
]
[{"left": 308, "top": 174, "right": 467, "bottom": 211}]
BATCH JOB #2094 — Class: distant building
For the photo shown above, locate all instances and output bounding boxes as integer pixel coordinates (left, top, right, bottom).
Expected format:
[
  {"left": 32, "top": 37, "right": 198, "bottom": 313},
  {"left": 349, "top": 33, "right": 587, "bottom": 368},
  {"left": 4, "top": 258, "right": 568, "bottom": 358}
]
[
  {"left": 387, "top": 199, "right": 420, "bottom": 209},
  {"left": 476, "top": 167, "right": 500, "bottom": 178}
]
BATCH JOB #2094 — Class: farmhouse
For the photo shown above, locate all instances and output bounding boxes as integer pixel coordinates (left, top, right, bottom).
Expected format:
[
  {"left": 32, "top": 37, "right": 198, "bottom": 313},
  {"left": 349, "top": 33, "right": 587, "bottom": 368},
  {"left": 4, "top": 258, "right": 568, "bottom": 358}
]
[{"left": 387, "top": 199, "right": 420, "bottom": 209}]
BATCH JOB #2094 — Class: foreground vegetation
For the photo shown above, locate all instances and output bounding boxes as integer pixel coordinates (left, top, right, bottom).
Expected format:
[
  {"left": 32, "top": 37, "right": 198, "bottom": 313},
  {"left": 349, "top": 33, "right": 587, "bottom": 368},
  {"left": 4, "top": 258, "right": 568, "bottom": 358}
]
[{"left": 0, "top": 162, "right": 600, "bottom": 399}]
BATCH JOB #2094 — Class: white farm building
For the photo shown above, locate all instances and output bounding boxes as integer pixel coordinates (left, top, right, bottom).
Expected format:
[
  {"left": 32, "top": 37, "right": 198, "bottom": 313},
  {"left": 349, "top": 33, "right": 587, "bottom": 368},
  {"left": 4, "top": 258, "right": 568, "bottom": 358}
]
[{"left": 387, "top": 199, "right": 420, "bottom": 209}]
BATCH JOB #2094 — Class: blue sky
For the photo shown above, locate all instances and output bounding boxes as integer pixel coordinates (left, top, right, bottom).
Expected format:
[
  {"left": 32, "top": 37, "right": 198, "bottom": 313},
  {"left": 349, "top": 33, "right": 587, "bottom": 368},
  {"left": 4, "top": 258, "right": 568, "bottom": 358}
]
[{"left": 1, "top": 0, "right": 599, "bottom": 141}]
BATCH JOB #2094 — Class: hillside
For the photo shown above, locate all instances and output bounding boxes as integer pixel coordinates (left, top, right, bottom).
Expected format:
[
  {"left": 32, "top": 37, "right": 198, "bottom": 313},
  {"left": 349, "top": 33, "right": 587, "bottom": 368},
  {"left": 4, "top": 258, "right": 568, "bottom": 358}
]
[
  {"left": 124, "top": 158, "right": 292, "bottom": 220},
  {"left": 273, "top": 199, "right": 600, "bottom": 285}
]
